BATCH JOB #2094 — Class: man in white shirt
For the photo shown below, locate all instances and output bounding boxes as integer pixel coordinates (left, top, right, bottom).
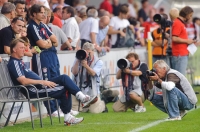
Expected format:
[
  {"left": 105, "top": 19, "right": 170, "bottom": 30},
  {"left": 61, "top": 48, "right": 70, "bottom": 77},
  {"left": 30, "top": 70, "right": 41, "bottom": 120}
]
[
  {"left": 0, "top": 2, "right": 15, "bottom": 30},
  {"left": 79, "top": 8, "right": 99, "bottom": 48},
  {"left": 62, "top": 6, "right": 80, "bottom": 50},
  {"left": 108, "top": 4, "right": 130, "bottom": 48},
  {"left": 128, "top": 0, "right": 137, "bottom": 18}
]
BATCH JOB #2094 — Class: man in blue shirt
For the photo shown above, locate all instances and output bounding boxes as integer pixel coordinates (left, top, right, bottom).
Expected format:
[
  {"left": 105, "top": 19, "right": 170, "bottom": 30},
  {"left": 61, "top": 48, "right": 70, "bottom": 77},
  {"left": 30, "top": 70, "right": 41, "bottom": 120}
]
[
  {"left": 7, "top": 38, "right": 96, "bottom": 125},
  {"left": 27, "top": 4, "right": 60, "bottom": 116}
]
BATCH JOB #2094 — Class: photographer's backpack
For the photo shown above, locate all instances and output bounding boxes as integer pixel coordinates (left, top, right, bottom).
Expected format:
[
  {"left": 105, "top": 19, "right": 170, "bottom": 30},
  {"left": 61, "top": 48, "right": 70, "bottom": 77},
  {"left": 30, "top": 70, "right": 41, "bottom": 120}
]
[{"left": 115, "top": 26, "right": 135, "bottom": 48}]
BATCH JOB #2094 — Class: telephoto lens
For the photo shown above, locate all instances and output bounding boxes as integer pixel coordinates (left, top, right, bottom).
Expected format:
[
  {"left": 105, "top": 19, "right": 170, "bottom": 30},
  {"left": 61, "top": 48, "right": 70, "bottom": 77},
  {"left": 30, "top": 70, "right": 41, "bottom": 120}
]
[
  {"left": 117, "top": 58, "right": 130, "bottom": 69},
  {"left": 76, "top": 50, "right": 88, "bottom": 60}
]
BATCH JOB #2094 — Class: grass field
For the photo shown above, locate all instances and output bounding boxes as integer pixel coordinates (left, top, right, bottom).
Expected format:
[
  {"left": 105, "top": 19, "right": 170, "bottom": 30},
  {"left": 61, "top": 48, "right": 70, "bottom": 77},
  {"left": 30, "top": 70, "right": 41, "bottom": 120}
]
[{"left": 1, "top": 87, "right": 200, "bottom": 132}]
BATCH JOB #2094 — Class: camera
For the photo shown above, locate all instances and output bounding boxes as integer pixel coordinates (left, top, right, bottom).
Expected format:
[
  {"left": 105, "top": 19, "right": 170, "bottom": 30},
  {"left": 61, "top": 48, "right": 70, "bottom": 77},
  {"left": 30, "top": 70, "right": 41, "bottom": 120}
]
[
  {"left": 146, "top": 69, "right": 156, "bottom": 76},
  {"left": 76, "top": 50, "right": 88, "bottom": 60},
  {"left": 153, "top": 14, "right": 172, "bottom": 29},
  {"left": 117, "top": 58, "right": 131, "bottom": 69}
]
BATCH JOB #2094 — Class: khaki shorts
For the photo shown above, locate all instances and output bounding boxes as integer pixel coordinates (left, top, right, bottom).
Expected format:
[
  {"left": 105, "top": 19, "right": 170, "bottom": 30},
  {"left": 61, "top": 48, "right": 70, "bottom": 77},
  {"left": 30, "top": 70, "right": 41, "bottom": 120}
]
[{"left": 112, "top": 91, "right": 145, "bottom": 112}]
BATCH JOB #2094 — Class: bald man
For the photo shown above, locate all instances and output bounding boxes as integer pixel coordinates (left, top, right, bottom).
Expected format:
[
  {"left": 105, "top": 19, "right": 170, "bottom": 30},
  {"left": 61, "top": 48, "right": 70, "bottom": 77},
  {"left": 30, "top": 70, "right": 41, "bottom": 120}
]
[
  {"left": 96, "top": 16, "right": 110, "bottom": 54},
  {"left": 169, "top": 8, "right": 179, "bottom": 22}
]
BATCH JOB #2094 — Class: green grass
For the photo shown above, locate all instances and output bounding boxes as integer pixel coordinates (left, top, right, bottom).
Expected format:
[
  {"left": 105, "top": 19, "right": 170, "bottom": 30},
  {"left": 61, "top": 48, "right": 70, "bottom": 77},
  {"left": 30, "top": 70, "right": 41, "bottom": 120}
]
[{"left": 1, "top": 87, "right": 200, "bottom": 132}]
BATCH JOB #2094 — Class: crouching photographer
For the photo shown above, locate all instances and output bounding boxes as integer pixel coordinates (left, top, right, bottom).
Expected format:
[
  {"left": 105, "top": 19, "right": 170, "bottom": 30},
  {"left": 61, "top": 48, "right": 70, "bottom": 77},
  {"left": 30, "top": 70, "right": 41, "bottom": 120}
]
[
  {"left": 112, "top": 52, "right": 148, "bottom": 112},
  {"left": 148, "top": 60, "right": 197, "bottom": 121},
  {"left": 71, "top": 42, "right": 107, "bottom": 113}
]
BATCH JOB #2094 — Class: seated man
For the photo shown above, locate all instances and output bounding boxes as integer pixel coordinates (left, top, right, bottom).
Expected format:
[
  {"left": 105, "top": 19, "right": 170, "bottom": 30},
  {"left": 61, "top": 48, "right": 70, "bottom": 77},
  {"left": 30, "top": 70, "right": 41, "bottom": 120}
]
[
  {"left": 7, "top": 38, "right": 95, "bottom": 126},
  {"left": 113, "top": 52, "right": 148, "bottom": 112},
  {"left": 148, "top": 60, "right": 197, "bottom": 120}
]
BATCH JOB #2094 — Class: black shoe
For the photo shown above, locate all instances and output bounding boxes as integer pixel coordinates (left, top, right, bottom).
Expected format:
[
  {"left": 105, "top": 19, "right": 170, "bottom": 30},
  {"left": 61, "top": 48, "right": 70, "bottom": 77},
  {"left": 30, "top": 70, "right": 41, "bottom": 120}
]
[{"left": 102, "top": 106, "right": 108, "bottom": 113}]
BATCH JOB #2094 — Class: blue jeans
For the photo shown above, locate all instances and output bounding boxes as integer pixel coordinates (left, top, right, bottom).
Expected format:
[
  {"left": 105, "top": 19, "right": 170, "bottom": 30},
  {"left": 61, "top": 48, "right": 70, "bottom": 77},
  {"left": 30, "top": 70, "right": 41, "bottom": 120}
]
[
  {"left": 150, "top": 87, "right": 194, "bottom": 118},
  {"left": 171, "top": 55, "right": 188, "bottom": 75},
  {"left": 29, "top": 75, "right": 81, "bottom": 114}
]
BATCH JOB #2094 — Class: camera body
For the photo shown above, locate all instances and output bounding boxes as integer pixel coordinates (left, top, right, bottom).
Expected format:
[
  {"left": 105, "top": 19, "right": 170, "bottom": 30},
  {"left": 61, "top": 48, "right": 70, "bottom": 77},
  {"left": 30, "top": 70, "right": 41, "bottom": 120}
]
[
  {"left": 146, "top": 69, "right": 156, "bottom": 76},
  {"left": 76, "top": 50, "right": 88, "bottom": 60},
  {"left": 117, "top": 58, "right": 131, "bottom": 69},
  {"left": 153, "top": 14, "right": 172, "bottom": 29}
]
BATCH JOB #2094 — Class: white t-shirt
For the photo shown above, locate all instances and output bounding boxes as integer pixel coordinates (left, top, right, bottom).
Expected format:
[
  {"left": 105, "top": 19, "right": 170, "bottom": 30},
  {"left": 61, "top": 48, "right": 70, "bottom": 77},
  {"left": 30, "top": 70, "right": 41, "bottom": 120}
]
[
  {"left": 79, "top": 17, "right": 99, "bottom": 41},
  {"left": 109, "top": 16, "right": 130, "bottom": 45},
  {"left": 62, "top": 17, "right": 80, "bottom": 47},
  {"left": 38, "top": 0, "right": 50, "bottom": 8},
  {"left": 128, "top": 3, "right": 137, "bottom": 18}
]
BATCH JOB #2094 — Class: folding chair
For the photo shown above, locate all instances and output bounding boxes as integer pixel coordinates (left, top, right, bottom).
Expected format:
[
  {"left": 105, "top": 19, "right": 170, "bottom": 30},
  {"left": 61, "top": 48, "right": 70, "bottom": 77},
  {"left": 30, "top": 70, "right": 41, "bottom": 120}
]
[{"left": 0, "top": 60, "right": 56, "bottom": 129}]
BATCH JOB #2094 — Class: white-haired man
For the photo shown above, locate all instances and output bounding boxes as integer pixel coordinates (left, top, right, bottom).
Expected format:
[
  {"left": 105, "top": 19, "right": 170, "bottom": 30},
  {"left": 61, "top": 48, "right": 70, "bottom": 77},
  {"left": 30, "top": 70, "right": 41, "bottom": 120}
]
[
  {"left": 148, "top": 60, "right": 197, "bottom": 121},
  {"left": 79, "top": 8, "right": 99, "bottom": 48},
  {"left": 0, "top": 2, "right": 15, "bottom": 30},
  {"left": 71, "top": 42, "right": 106, "bottom": 113}
]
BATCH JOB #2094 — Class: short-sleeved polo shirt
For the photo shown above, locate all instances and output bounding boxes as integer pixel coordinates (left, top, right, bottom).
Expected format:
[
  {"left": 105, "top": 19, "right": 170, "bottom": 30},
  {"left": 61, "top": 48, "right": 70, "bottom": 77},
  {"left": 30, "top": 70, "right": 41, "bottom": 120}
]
[
  {"left": 172, "top": 18, "right": 188, "bottom": 56},
  {"left": 27, "top": 20, "right": 53, "bottom": 50},
  {"left": 0, "top": 26, "right": 15, "bottom": 54}
]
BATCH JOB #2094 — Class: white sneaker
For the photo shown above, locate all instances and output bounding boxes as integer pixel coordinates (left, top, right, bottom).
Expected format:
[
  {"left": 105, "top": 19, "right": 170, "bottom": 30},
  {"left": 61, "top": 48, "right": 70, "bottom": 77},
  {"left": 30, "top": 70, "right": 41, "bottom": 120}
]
[
  {"left": 82, "top": 95, "right": 97, "bottom": 108},
  {"left": 70, "top": 110, "right": 79, "bottom": 116},
  {"left": 135, "top": 106, "right": 146, "bottom": 113},
  {"left": 165, "top": 116, "right": 181, "bottom": 121},
  {"left": 51, "top": 110, "right": 64, "bottom": 117},
  {"left": 64, "top": 115, "right": 84, "bottom": 126},
  {"left": 180, "top": 110, "right": 187, "bottom": 118}
]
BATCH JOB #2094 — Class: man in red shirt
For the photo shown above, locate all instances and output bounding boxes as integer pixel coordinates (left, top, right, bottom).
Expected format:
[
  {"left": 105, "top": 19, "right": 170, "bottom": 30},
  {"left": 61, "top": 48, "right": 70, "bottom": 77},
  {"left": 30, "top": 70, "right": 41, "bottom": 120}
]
[
  {"left": 99, "top": 0, "right": 113, "bottom": 14},
  {"left": 52, "top": 5, "right": 63, "bottom": 28},
  {"left": 171, "top": 6, "right": 196, "bottom": 75}
]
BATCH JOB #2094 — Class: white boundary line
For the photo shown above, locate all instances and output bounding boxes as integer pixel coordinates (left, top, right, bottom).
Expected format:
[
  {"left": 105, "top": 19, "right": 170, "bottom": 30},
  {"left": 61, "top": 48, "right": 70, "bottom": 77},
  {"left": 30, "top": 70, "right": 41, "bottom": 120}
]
[{"left": 129, "top": 106, "right": 200, "bottom": 132}]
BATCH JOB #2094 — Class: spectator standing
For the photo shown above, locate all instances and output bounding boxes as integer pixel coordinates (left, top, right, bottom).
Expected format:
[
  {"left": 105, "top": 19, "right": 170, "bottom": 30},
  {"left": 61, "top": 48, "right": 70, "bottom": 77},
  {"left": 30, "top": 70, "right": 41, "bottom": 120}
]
[
  {"left": 112, "top": 0, "right": 120, "bottom": 16},
  {"left": 0, "top": 17, "right": 24, "bottom": 54},
  {"left": 46, "top": 9, "right": 72, "bottom": 51},
  {"left": 52, "top": 0, "right": 68, "bottom": 10},
  {"left": 52, "top": 5, "right": 63, "bottom": 28},
  {"left": 108, "top": 4, "right": 130, "bottom": 48},
  {"left": 128, "top": 0, "right": 137, "bottom": 18},
  {"left": 193, "top": 17, "right": 200, "bottom": 40},
  {"left": 0, "top": 0, "right": 7, "bottom": 12},
  {"left": 0, "top": 2, "right": 15, "bottom": 30},
  {"left": 138, "top": 0, "right": 149, "bottom": 25},
  {"left": 79, "top": 8, "right": 99, "bottom": 48},
  {"left": 99, "top": 0, "right": 113, "bottom": 14},
  {"left": 96, "top": 16, "right": 110, "bottom": 56},
  {"left": 27, "top": 4, "right": 61, "bottom": 117},
  {"left": 62, "top": 6, "right": 80, "bottom": 50},
  {"left": 14, "top": 1, "right": 25, "bottom": 17},
  {"left": 171, "top": 6, "right": 195, "bottom": 75}
]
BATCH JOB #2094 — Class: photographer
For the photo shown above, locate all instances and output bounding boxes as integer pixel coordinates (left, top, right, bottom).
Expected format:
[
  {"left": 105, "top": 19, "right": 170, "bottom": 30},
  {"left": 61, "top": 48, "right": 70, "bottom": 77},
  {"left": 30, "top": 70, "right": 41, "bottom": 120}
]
[
  {"left": 148, "top": 60, "right": 197, "bottom": 121},
  {"left": 71, "top": 42, "right": 106, "bottom": 113},
  {"left": 151, "top": 13, "right": 170, "bottom": 64},
  {"left": 113, "top": 52, "right": 148, "bottom": 112},
  {"left": 171, "top": 6, "right": 196, "bottom": 75}
]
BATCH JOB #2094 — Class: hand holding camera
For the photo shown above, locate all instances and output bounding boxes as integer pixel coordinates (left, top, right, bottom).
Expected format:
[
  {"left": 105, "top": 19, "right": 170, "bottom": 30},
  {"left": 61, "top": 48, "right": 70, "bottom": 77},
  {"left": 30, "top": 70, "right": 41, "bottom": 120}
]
[{"left": 146, "top": 69, "right": 159, "bottom": 81}]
